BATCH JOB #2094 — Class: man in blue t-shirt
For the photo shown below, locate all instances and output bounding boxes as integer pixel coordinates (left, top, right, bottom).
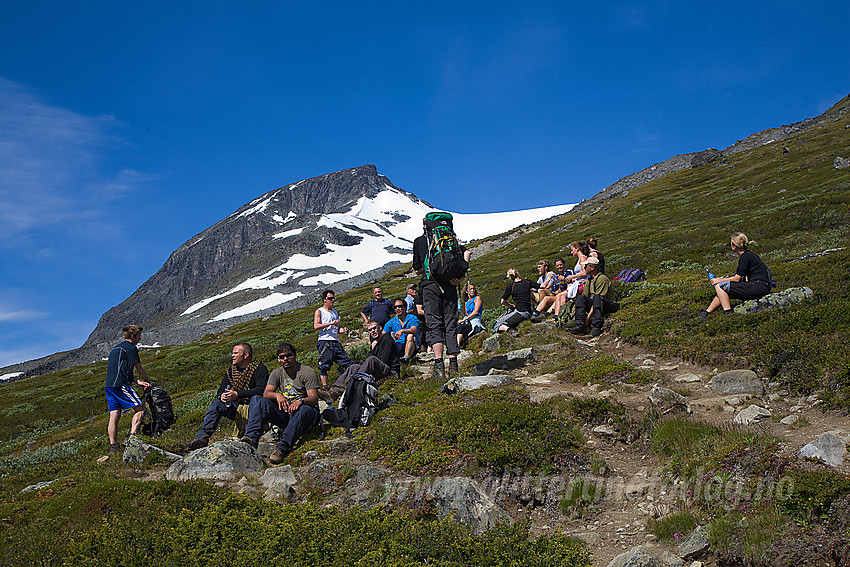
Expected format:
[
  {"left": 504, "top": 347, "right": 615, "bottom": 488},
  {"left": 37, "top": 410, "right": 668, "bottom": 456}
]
[
  {"left": 104, "top": 325, "right": 150, "bottom": 455},
  {"left": 383, "top": 299, "right": 419, "bottom": 363},
  {"left": 360, "top": 286, "right": 394, "bottom": 327}
]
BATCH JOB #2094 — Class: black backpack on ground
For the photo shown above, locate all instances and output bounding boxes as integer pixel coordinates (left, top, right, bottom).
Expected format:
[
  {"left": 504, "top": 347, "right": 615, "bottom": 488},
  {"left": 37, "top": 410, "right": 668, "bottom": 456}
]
[
  {"left": 322, "top": 373, "right": 379, "bottom": 438},
  {"left": 140, "top": 383, "right": 175, "bottom": 437},
  {"left": 423, "top": 212, "right": 468, "bottom": 285}
]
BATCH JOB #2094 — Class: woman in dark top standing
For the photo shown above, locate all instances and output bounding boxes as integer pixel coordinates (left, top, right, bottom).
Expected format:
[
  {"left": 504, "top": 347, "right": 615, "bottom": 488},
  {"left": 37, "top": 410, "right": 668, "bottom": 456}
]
[{"left": 700, "top": 232, "right": 770, "bottom": 319}]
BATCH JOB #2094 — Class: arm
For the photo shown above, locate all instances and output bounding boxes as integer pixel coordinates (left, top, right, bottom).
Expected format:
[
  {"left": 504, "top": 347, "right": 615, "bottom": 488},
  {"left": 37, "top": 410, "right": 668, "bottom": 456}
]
[
  {"left": 314, "top": 308, "right": 339, "bottom": 330},
  {"left": 711, "top": 274, "right": 742, "bottom": 285},
  {"left": 289, "top": 388, "right": 319, "bottom": 412},
  {"left": 134, "top": 363, "right": 150, "bottom": 388},
  {"left": 262, "top": 383, "right": 289, "bottom": 412},
  {"left": 449, "top": 248, "right": 472, "bottom": 286},
  {"left": 360, "top": 301, "right": 371, "bottom": 324},
  {"left": 471, "top": 295, "right": 483, "bottom": 317}
]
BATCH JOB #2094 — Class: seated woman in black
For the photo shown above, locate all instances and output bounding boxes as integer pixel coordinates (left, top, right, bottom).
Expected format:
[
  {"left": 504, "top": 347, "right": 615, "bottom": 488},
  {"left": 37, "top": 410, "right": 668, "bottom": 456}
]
[
  {"left": 700, "top": 232, "right": 770, "bottom": 319},
  {"left": 492, "top": 267, "right": 538, "bottom": 334}
]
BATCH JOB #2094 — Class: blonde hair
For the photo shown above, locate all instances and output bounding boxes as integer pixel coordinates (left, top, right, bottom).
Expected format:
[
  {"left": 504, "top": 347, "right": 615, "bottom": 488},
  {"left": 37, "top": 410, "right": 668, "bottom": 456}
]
[
  {"left": 730, "top": 232, "right": 753, "bottom": 250},
  {"left": 537, "top": 259, "right": 550, "bottom": 272},
  {"left": 506, "top": 267, "right": 519, "bottom": 280}
]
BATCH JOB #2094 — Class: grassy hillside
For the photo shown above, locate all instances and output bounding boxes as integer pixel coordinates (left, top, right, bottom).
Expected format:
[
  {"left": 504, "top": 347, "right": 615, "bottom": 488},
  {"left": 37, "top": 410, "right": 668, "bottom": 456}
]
[{"left": 1, "top": 96, "right": 849, "bottom": 566}]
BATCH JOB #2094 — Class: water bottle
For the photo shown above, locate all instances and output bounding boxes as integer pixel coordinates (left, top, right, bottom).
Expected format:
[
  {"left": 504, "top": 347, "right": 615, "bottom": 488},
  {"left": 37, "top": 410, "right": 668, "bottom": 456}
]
[{"left": 706, "top": 268, "right": 715, "bottom": 281}]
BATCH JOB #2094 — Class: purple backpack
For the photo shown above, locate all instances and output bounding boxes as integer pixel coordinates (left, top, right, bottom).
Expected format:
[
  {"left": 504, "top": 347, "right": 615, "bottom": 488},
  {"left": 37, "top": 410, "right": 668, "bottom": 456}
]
[{"left": 615, "top": 268, "right": 646, "bottom": 282}]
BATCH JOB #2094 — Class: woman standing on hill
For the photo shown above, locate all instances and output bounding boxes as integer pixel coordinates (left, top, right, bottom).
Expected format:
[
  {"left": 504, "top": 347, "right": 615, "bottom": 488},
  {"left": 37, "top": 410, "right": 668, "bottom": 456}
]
[{"left": 700, "top": 232, "right": 771, "bottom": 319}]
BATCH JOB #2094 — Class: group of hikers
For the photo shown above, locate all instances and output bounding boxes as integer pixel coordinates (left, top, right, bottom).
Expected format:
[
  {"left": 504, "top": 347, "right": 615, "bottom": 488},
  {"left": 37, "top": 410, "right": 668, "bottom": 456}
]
[{"left": 105, "top": 216, "right": 772, "bottom": 463}]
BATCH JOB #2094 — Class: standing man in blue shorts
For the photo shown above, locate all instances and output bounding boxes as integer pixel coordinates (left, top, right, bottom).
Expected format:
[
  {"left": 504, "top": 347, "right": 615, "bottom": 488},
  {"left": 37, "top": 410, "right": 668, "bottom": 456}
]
[
  {"left": 314, "top": 289, "right": 353, "bottom": 388},
  {"left": 104, "top": 325, "right": 150, "bottom": 455}
]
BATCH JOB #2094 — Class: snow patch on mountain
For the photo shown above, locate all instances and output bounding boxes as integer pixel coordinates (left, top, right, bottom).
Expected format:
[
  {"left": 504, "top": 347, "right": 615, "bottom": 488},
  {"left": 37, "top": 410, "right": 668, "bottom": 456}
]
[{"left": 182, "top": 186, "right": 575, "bottom": 323}]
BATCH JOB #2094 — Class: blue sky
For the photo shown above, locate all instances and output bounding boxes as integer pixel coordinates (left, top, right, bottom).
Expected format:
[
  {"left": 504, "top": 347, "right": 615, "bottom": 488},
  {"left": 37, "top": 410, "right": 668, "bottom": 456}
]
[{"left": 1, "top": 1, "right": 848, "bottom": 368}]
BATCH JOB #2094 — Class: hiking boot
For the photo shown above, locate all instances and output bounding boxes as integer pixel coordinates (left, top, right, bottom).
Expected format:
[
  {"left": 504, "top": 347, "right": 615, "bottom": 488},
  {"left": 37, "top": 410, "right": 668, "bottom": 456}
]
[
  {"left": 188, "top": 436, "right": 209, "bottom": 450},
  {"left": 571, "top": 325, "right": 590, "bottom": 336},
  {"left": 239, "top": 435, "right": 258, "bottom": 449},
  {"left": 399, "top": 355, "right": 410, "bottom": 364},
  {"left": 109, "top": 443, "right": 122, "bottom": 455},
  {"left": 269, "top": 446, "right": 291, "bottom": 465},
  {"left": 432, "top": 359, "right": 446, "bottom": 381},
  {"left": 318, "top": 385, "right": 344, "bottom": 404},
  {"left": 589, "top": 327, "right": 602, "bottom": 338},
  {"left": 448, "top": 358, "right": 459, "bottom": 377},
  {"left": 698, "top": 309, "right": 709, "bottom": 321}
]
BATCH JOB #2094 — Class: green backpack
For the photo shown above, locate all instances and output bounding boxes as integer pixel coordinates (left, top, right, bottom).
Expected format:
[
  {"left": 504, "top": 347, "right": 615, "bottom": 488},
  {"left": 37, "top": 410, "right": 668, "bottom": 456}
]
[{"left": 423, "top": 212, "right": 468, "bottom": 285}]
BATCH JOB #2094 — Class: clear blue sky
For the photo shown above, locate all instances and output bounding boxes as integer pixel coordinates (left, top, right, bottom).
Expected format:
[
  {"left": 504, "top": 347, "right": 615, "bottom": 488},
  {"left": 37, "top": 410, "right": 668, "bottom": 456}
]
[{"left": 1, "top": 1, "right": 848, "bottom": 368}]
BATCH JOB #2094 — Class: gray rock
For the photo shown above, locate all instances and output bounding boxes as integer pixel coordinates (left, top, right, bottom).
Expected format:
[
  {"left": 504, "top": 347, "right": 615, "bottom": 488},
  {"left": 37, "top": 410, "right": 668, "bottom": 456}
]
[
  {"left": 20, "top": 479, "right": 57, "bottom": 493},
  {"left": 456, "top": 349, "right": 474, "bottom": 367},
  {"left": 660, "top": 551, "right": 684, "bottom": 567},
  {"left": 260, "top": 464, "right": 297, "bottom": 500},
  {"left": 166, "top": 440, "right": 264, "bottom": 481},
  {"left": 710, "top": 370, "right": 764, "bottom": 395},
  {"left": 674, "top": 373, "right": 701, "bottom": 383},
  {"left": 593, "top": 425, "right": 618, "bottom": 436},
  {"left": 732, "top": 405, "right": 771, "bottom": 425},
  {"left": 798, "top": 432, "right": 847, "bottom": 467},
  {"left": 440, "top": 374, "right": 512, "bottom": 395},
  {"left": 780, "top": 415, "right": 799, "bottom": 425},
  {"left": 122, "top": 435, "right": 181, "bottom": 463},
  {"left": 472, "top": 347, "right": 535, "bottom": 375},
  {"left": 425, "top": 477, "right": 510, "bottom": 534},
  {"left": 676, "top": 525, "right": 710, "bottom": 560},
  {"left": 607, "top": 545, "right": 667, "bottom": 567},
  {"left": 481, "top": 335, "right": 500, "bottom": 352},
  {"left": 690, "top": 148, "right": 721, "bottom": 167},
  {"left": 834, "top": 156, "right": 850, "bottom": 169},
  {"left": 648, "top": 386, "right": 691, "bottom": 414},
  {"left": 537, "top": 343, "right": 559, "bottom": 352},
  {"left": 733, "top": 286, "right": 814, "bottom": 315}
]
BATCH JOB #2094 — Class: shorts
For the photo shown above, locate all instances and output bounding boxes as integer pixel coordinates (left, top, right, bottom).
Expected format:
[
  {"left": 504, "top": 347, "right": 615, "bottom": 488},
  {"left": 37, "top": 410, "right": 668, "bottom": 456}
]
[
  {"left": 726, "top": 280, "right": 770, "bottom": 301},
  {"left": 105, "top": 385, "right": 143, "bottom": 411}
]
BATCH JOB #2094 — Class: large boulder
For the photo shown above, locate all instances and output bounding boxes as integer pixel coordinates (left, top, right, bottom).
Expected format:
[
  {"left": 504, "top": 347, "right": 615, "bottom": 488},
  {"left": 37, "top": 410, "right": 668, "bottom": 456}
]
[
  {"left": 798, "top": 432, "right": 847, "bottom": 468},
  {"left": 440, "top": 374, "right": 512, "bottom": 395},
  {"left": 733, "top": 286, "right": 813, "bottom": 315},
  {"left": 122, "top": 435, "right": 181, "bottom": 464},
  {"left": 676, "top": 525, "right": 710, "bottom": 560},
  {"left": 607, "top": 546, "right": 667, "bottom": 567},
  {"left": 166, "top": 441, "right": 264, "bottom": 481},
  {"left": 710, "top": 370, "right": 764, "bottom": 395},
  {"left": 425, "top": 477, "right": 510, "bottom": 534},
  {"left": 472, "top": 347, "right": 536, "bottom": 375},
  {"left": 732, "top": 405, "right": 772, "bottom": 425},
  {"left": 648, "top": 386, "right": 691, "bottom": 414}
]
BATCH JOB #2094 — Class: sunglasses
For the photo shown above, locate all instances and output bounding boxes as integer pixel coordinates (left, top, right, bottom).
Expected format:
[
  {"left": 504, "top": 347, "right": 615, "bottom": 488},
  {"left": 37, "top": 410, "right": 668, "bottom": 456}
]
[{"left": 394, "top": 305, "right": 405, "bottom": 310}]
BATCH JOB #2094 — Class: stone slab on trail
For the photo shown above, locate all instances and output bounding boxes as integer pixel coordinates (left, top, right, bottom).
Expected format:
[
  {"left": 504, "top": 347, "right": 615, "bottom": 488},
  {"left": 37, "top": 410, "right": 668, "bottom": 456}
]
[
  {"left": 709, "top": 369, "right": 764, "bottom": 395},
  {"left": 166, "top": 440, "right": 264, "bottom": 481}
]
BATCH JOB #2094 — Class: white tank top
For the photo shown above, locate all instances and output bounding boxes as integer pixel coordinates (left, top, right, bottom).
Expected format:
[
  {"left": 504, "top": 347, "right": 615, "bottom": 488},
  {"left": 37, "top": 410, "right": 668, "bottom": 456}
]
[{"left": 318, "top": 307, "right": 339, "bottom": 341}]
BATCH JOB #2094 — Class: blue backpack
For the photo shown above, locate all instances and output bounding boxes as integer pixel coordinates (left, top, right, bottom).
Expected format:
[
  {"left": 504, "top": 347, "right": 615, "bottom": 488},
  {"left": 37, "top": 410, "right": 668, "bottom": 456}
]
[{"left": 615, "top": 268, "right": 646, "bottom": 282}]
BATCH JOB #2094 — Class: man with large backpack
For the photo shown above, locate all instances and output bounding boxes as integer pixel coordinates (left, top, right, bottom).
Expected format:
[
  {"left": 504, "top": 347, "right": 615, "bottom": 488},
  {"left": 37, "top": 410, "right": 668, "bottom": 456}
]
[
  {"left": 412, "top": 212, "right": 472, "bottom": 380},
  {"left": 104, "top": 325, "right": 150, "bottom": 455}
]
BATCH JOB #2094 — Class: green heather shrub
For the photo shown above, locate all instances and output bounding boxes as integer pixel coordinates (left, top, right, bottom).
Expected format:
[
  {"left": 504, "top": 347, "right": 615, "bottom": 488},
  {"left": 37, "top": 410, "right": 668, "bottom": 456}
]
[
  {"left": 709, "top": 503, "right": 782, "bottom": 565},
  {"left": 0, "top": 440, "right": 93, "bottom": 478},
  {"left": 650, "top": 419, "right": 779, "bottom": 478},
  {"left": 779, "top": 469, "right": 850, "bottom": 524},
  {"left": 559, "top": 478, "right": 605, "bottom": 518},
  {"left": 2, "top": 479, "right": 591, "bottom": 567},
  {"left": 568, "top": 355, "right": 655, "bottom": 385},
  {"left": 646, "top": 510, "right": 699, "bottom": 541},
  {"left": 363, "top": 381, "right": 585, "bottom": 475}
]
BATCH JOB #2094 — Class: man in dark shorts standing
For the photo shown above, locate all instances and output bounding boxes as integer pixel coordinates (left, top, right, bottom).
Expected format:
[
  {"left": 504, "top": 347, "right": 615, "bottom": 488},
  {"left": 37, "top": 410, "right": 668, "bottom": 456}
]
[
  {"left": 104, "top": 325, "right": 150, "bottom": 455},
  {"left": 412, "top": 216, "right": 472, "bottom": 380},
  {"left": 240, "top": 342, "right": 320, "bottom": 465}
]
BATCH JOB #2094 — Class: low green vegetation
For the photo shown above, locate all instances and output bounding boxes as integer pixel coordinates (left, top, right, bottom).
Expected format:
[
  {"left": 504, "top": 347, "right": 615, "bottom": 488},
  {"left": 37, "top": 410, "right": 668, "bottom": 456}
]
[{"left": 646, "top": 511, "right": 699, "bottom": 542}]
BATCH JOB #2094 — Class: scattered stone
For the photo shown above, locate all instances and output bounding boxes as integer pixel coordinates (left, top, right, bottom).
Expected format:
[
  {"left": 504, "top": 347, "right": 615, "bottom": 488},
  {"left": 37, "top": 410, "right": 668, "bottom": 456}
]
[
  {"left": 607, "top": 545, "right": 667, "bottom": 567},
  {"left": 724, "top": 396, "right": 743, "bottom": 406},
  {"left": 166, "top": 441, "right": 264, "bottom": 481},
  {"left": 834, "top": 156, "right": 850, "bottom": 169},
  {"left": 456, "top": 349, "right": 474, "bottom": 367},
  {"left": 593, "top": 425, "right": 618, "bottom": 437},
  {"left": 690, "top": 148, "right": 721, "bottom": 167},
  {"left": 658, "top": 365, "right": 679, "bottom": 371},
  {"left": 537, "top": 343, "right": 559, "bottom": 351},
  {"left": 20, "top": 479, "right": 57, "bottom": 493},
  {"left": 481, "top": 335, "right": 500, "bottom": 352},
  {"left": 640, "top": 358, "right": 657, "bottom": 366},
  {"left": 260, "top": 464, "right": 297, "bottom": 500},
  {"left": 122, "top": 435, "right": 181, "bottom": 463},
  {"left": 472, "top": 347, "right": 535, "bottom": 375},
  {"left": 425, "top": 477, "right": 510, "bottom": 534},
  {"left": 661, "top": 551, "right": 685, "bottom": 567},
  {"left": 790, "top": 404, "right": 806, "bottom": 412},
  {"left": 798, "top": 432, "right": 847, "bottom": 468},
  {"left": 676, "top": 525, "right": 710, "bottom": 560},
  {"left": 710, "top": 370, "right": 764, "bottom": 395},
  {"left": 635, "top": 354, "right": 657, "bottom": 361},
  {"left": 648, "top": 386, "right": 691, "bottom": 414},
  {"left": 780, "top": 415, "right": 799, "bottom": 426},
  {"left": 674, "top": 373, "right": 701, "bottom": 383},
  {"left": 733, "top": 286, "right": 814, "bottom": 315},
  {"left": 440, "top": 374, "right": 512, "bottom": 395},
  {"left": 732, "top": 405, "right": 771, "bottom": 425}
]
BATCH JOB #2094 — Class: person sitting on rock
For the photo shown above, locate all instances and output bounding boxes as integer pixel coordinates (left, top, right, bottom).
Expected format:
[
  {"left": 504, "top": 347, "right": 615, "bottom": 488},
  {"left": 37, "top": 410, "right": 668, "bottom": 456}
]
[
  {"left": 586, "top": 236, "right": 606, "bottom": 274},
  {"left": 188, "top": 342, "right": 269, "bottom": 449},
  {"left": 531, "top": 259, "right": 555, "bottom": 304},
  {"left": 384, "top": 298, "right": 419, "bottom": 363},
  {"left": 457, "top": 281, "right": 484, "bottom": 347},
  {"left": 360, "top": 286, "right": 394, "bottom": 327},
  {"left": 318, "top": 321, "right": 399, "bottom": 404},
  {"left": 700, "top": 232, "right": 771, "bottom": 320},
  {"left": 492, "top": 267, "right": 539, "bottom": 334},
  {"left": 533, "top": 257, "right": 571, "bottom": 319},
  {"left": 240, "top": 342, "right": 320, "bottom": 465},
  {"left": 571, "top": 257, "right": 619, "bottom": 338}
]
